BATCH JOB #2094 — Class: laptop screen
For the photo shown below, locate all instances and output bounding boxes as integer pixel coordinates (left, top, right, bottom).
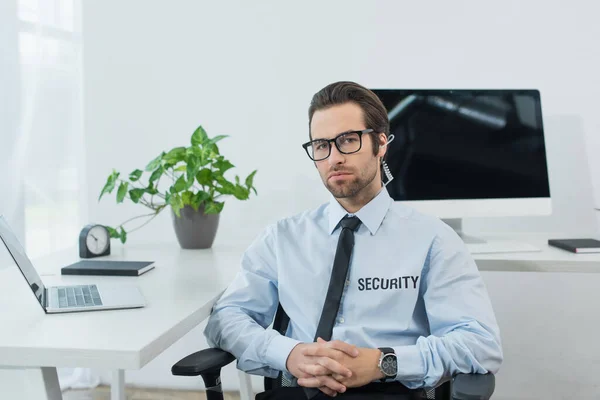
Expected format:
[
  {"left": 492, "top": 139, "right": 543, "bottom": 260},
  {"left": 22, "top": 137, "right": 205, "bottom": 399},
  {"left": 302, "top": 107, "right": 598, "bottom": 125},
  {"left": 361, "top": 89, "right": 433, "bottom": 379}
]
[{"left": 0, "top": 215, "right": 46, "bottom": 307}]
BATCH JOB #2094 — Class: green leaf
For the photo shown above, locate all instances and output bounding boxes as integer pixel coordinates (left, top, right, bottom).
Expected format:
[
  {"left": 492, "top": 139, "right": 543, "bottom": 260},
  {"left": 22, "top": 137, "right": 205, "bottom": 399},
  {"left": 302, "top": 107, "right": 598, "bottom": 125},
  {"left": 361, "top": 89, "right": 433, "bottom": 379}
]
[
  {"left": 145, "top": 152, "right": 164, "bottom": 171},
  {"left": 119, "top": 226, "right": 127, "bottom": 244},
  {"left": 185, "top": 178, "right": 195, "bottom": 190},
  {"left": 196, "top": 168, "right": 213, "bottom": 186},
  {"left": 188, "top": 147, "right": 209, "bottom": 167},
  {"left": 191, "top": 125, "right": 209, "bottom": 146},
  {"left": 181, "top": 191, "right": 194, "bottom": 205},
  {"left": 215, "top": 178, "right": 237, "bottom": 195},
  {"left": 163, "top": 162, "right": 176, "bottom": 170},
  {"left": 189, "top": 146, "right": 203, "bottom": 157},
  {"left": 149, "top": 166, "right": 164, "bottom": 184},
  {"left": 204, "top": 201, "right": 224, "bottom": 214},
  {"left": 129, "top": 188, "right": 145, "bottom": 203},
  {"left": 208, "top": 143, "right": 220, "bottom": 156},
  {"left": 245, "top": 170, "right": 257, "bottom": 189},
  {"left": 214, "top": 158, "right": 235, "bottom": 174},
  {"left": 192, "top": 190, "right": 210, "bottom": 211},
  {"left": 169, "top": 193, "right": 184, "bottom": 217},
  {"left": 233, "top": 185, "right": 250, "bottom": 200},
  {"left": 174, "top": 165, "right": 187, "bottom": 172},
  {"left": 98, "top": 170, "right": 120, "bottom": 201},
  {"left": 163, "top": 146, "right": 187, "bottom": 164},
  {"left": 117, "top": 182, "right": 129, "bottom": 203},
  {"left": 172, "top": 175, "right": 187, "bottom": 192},
  {"left": 106, "top": 226, "right": 120, "bottom": 239},
  {"left": 129, "top": 169, "right": 143, "bottom": 182},
  {"left": 208, "top": 135, "right": 228, "bottom": 145},
  {"left": 186, "top": 156, "right": 201, "bottom": 184}
]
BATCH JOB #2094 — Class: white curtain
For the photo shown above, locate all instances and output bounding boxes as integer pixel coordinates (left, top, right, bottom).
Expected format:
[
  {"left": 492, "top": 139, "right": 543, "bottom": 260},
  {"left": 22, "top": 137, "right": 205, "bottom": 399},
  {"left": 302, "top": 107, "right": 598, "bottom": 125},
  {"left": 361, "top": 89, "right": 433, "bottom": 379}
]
[{"left": 1, "top": 0, "right": 98, "bottom": 391}]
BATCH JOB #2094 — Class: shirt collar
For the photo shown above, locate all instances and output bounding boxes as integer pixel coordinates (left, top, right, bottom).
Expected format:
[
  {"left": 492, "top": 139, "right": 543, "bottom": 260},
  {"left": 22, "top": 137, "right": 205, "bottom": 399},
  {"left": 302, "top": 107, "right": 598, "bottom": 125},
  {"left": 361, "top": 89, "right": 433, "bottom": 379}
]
[{"left": 327, "top": 188, "right": 393, "bottom": 235}]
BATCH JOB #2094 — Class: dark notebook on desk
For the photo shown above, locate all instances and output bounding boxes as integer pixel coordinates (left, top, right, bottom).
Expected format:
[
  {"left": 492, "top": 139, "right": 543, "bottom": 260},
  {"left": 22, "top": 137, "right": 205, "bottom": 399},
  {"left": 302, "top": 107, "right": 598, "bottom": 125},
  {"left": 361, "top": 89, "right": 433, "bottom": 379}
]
[
  {"left": 548, "top": 239, "right": 600, "bottom": 253},
  {"left": 61, "top": 260, "right": 155, "bottom": 276}
]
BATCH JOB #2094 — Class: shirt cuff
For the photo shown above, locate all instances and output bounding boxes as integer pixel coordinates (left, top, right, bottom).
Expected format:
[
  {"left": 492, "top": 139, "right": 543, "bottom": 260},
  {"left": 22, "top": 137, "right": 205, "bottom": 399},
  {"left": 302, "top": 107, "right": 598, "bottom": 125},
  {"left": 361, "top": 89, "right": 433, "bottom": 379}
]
[
  {"left": 264, "top": 333, "right": 302, "bottom": 373},
  {"left": 393, "top": 345, "right": 425, "bottom": 382}
]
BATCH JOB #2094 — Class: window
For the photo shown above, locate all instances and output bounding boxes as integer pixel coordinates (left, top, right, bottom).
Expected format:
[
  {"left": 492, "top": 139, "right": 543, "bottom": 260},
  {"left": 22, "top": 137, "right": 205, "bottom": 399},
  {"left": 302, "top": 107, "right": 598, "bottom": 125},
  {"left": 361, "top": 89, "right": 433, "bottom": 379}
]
[{"left": 17, "top": 0, "right": 84, "bottom": 258}]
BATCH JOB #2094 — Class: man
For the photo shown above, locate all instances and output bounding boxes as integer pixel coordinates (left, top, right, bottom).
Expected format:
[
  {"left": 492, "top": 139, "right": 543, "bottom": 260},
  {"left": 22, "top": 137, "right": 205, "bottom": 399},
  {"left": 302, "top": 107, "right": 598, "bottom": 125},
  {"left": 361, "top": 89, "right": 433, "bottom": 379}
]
[{"left": 205, "top": 81, "right": 503, "bottom": 399}]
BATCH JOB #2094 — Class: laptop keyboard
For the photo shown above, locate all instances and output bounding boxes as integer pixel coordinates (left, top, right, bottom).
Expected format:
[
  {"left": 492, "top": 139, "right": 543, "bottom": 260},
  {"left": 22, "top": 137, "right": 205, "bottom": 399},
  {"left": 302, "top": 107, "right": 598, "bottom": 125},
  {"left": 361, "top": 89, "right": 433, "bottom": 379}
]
[{"left": 51, "top": 285, "right": 103, "bottom": 308}]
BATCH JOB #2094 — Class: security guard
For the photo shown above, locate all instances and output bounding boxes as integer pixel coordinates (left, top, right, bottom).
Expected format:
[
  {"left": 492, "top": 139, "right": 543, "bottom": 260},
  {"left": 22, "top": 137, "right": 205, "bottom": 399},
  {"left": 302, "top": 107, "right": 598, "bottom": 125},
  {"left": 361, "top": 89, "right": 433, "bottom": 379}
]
[{"left": 205, "top": 81, "right": 503, "bottom": 399}]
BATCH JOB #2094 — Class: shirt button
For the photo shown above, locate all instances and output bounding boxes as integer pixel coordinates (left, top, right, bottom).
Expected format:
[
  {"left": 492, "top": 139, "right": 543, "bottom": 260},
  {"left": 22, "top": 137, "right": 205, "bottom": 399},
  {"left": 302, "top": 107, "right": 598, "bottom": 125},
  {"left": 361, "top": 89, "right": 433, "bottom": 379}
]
[{"left": 337, "top": 317, "right": 345, "bottom": 324}]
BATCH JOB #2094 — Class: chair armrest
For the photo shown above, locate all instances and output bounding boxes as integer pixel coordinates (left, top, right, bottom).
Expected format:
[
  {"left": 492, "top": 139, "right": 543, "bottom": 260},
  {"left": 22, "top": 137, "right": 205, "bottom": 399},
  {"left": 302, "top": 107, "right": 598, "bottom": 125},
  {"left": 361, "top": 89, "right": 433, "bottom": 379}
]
[
  {"left": 171, "top": 348, "right": 236, "bottom": 376},
  {"left": 451, "top": 373, "right": 495, "bottom": 400}
]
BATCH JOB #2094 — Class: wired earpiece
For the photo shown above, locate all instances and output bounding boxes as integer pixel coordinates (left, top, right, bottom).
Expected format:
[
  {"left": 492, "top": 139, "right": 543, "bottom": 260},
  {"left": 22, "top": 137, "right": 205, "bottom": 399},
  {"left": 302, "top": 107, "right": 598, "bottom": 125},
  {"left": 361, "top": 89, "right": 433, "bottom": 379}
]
[
  {"left": 381, "top": 134, "right": 395, "bottom": 148},
  {"left": 381, "top": 134, "right": 395, "bottom": 187}
]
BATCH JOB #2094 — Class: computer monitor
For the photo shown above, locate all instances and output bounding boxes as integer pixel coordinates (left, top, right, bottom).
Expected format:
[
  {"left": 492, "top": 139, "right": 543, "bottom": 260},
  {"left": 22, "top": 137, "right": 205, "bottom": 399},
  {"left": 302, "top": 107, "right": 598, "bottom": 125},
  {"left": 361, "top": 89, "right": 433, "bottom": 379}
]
[{"left": 372, "top": 89, "right": 552, "bottom": 241}]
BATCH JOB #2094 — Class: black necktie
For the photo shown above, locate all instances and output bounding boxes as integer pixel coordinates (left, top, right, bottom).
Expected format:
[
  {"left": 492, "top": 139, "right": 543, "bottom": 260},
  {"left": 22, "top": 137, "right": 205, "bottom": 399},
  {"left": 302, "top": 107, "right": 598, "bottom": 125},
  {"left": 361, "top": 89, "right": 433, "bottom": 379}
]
[{"left": 305, "top": 215, "right": 362, "bottom": 399}]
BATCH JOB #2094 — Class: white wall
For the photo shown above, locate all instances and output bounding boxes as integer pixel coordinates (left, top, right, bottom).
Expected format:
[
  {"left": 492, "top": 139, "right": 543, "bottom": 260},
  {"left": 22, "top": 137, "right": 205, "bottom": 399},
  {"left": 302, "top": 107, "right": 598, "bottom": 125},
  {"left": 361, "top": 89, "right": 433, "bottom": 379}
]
[
  {"left": 81, "top": 1, "right": 600, "bottom": 399},
  {"left": 0, "top": 0, "right": 25, "bottom": 241}
]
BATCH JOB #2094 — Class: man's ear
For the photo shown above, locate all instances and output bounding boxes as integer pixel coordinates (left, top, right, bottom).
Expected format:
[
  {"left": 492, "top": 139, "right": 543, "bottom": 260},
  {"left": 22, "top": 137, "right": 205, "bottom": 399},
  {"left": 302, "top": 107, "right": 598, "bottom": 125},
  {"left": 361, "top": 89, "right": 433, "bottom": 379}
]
[{"left": 377, "top": 133, "right": 388, "bottom": 158}]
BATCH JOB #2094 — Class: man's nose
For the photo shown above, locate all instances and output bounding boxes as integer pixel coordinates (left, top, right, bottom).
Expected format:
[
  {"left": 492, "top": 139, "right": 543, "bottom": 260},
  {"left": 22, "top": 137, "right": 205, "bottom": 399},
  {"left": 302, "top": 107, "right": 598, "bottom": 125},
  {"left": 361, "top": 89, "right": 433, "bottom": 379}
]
[{"left": 328, "top": 144, "right": 345, "bottom": 165}]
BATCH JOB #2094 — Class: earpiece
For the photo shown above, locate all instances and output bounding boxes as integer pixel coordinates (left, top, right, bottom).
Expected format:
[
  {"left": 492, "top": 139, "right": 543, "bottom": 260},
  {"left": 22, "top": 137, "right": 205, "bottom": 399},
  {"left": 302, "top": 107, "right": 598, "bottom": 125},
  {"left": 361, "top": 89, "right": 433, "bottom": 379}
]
[
  {"left": 382, "top": 160, "right": 394, "bottom": 187},
  {"left": 381, "top": 134, "right": 395, "bottom": 187},
  {"left": 381, "top": 134, "right": 395, "bottom": 148}
]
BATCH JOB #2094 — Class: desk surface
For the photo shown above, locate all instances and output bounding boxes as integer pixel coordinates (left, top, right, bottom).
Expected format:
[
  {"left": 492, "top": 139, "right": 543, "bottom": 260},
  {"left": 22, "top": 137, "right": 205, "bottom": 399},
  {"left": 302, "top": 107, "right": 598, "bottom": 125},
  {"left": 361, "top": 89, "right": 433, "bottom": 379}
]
[
  {"left": 473, "top": 235, "right": 600, "bottom": 273},
  {"left": 0, "top": 243, "right": 243, "bottom": 370}
]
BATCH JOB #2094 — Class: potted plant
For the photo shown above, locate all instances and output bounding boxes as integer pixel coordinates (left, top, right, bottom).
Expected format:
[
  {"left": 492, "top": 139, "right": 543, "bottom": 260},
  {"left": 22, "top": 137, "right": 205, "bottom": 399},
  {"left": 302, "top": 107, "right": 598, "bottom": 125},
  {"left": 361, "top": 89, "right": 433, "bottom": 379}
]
[{"left": 98, "top": 125, "right": 257, "bottom": 249}]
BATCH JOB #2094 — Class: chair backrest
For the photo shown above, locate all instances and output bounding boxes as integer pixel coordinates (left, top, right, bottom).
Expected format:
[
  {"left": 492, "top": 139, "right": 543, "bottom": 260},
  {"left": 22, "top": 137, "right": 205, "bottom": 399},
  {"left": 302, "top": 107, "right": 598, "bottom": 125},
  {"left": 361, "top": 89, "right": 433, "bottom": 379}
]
[{"left": 264, "top": 303, "right": 451, "bottom": 399}]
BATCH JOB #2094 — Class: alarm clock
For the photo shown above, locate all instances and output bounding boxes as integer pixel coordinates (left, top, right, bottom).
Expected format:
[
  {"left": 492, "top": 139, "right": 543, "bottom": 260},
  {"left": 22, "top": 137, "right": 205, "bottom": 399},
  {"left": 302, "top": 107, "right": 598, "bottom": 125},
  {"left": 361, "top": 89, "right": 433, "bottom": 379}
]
[{"left": 79, "top": 224, "right": 111, "bottom": 258}]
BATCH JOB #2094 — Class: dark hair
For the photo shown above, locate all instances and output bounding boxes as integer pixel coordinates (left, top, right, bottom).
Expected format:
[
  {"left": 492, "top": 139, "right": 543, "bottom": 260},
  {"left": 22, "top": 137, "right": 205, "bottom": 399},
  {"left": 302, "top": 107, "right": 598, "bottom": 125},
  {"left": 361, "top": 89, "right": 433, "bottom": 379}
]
[{"left": 308, "top": 81, "right": 389, "bottom": 155}]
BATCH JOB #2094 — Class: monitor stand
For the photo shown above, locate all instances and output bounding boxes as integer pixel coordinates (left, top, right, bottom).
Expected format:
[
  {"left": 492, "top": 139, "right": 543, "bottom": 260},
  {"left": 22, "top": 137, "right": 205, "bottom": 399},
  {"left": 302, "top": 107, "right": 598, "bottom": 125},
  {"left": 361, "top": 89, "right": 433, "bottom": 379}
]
[
  {"left": 443, "top": 219, "right": 486, "bottom": 244},
  {"left": 442, "top": 218, "right": 540, "bottom": 254}
]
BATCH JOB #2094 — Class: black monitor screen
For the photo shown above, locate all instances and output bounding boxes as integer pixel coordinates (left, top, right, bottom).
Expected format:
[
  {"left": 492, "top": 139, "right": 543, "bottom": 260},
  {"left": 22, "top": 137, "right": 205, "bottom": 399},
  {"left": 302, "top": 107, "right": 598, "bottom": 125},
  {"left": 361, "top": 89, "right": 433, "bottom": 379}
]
[{"left": 371, "top": 89, "right": 551, "bottom": 201}]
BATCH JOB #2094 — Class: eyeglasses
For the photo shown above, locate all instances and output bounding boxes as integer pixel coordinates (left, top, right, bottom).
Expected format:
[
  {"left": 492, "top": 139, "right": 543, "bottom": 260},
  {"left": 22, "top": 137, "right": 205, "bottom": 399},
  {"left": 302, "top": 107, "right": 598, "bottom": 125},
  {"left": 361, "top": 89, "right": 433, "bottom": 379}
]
[{"left": 302, "top": 129, "right": 373, "bottom": 161}]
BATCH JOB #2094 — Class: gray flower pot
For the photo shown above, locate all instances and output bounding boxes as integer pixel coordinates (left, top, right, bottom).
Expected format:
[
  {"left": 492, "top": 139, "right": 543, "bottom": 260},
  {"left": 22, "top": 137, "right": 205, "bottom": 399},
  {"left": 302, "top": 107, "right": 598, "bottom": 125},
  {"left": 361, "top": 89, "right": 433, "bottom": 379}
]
[{"left": 171, "top": 205, "right": 220, "bottom": 249}]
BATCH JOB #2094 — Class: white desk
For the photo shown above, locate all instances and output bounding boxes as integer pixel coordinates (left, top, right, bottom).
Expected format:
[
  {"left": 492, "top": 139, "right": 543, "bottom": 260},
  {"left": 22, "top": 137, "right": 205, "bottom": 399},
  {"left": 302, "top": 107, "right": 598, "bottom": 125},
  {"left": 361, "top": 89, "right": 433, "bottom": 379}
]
[
  {"left": 0, "top": 243, "right": 244, "bottom": 400},
  {"left": 472, "top": 235, "right": 600, "bottom": 273}
]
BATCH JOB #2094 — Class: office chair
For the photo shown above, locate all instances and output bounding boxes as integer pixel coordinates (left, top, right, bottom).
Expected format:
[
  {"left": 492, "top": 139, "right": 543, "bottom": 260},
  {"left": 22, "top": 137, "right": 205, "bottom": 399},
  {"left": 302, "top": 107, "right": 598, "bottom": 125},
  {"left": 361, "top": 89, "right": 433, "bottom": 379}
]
[{"left": 172, "top": 304, "right": 495, "bottom": 400}]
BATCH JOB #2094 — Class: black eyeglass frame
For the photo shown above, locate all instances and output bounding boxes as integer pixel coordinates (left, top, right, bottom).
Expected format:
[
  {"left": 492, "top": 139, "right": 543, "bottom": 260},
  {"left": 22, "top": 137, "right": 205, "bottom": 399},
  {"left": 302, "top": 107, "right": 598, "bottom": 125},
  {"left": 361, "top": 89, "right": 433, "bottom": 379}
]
[{"left": 302, "top": 129, "right": 374, "bottom": 161}]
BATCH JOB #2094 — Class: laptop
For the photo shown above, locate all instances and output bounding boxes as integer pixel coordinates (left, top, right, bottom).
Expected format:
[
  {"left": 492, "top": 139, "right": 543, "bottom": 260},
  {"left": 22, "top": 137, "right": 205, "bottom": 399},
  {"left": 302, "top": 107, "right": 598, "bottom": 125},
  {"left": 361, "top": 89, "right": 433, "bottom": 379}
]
[{"left": 0, "top": 215, "right": 146, "bottom": 313}]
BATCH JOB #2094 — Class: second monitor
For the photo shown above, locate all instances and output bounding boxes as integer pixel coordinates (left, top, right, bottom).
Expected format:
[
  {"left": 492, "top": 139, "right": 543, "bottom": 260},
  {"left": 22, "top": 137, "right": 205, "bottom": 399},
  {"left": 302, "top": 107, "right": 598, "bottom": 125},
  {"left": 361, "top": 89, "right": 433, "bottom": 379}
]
[{"left": 372, "top": 89, "right": 552, "bottom": 249}]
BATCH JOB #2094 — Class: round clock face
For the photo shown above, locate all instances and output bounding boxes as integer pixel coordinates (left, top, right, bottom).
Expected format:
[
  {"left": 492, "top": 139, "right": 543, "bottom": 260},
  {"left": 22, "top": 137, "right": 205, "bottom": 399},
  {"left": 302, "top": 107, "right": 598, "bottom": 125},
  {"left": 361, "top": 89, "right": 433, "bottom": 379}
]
[
  {"left": 86, "top": 225, "right": 110, "bottom": 255},
  {"left": 382, "top": 354, "right": 397, "bottom": 376}
]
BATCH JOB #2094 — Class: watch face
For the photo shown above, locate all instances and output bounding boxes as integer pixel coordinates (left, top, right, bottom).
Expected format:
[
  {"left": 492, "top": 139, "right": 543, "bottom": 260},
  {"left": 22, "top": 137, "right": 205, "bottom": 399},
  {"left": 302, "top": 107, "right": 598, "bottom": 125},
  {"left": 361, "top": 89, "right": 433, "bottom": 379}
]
[
  {"left": 381, "top": 354, "right": 397, "bottom": 376},
  {"left": 86, "top": 225, "right": 109, "bottom": 255}
]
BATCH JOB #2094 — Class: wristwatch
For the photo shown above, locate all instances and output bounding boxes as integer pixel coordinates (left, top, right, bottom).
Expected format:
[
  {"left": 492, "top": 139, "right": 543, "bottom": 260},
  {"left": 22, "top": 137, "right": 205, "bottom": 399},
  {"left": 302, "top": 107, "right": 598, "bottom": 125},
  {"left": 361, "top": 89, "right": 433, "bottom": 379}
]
[{"left": 377, "top": 347, "right": 397, "bottom": 382}]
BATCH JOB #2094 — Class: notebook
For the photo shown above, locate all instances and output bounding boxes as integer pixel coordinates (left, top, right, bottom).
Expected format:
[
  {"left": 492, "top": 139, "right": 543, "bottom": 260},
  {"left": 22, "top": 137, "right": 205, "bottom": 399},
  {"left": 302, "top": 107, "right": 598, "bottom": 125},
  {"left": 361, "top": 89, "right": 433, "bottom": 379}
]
[
  {"left": 547, "top": 239, "right": 600, "bottom": 254},
  {"left": 61, "top": 260, "right": 156, "bottom": 276}
]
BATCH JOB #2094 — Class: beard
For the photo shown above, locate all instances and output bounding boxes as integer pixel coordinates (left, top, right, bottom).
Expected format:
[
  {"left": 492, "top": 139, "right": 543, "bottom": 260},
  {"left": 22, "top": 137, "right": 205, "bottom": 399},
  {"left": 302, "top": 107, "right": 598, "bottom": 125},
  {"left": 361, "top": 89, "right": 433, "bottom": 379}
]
[{"left": 324, "top": 164, "right": 378, "bottom": 199}]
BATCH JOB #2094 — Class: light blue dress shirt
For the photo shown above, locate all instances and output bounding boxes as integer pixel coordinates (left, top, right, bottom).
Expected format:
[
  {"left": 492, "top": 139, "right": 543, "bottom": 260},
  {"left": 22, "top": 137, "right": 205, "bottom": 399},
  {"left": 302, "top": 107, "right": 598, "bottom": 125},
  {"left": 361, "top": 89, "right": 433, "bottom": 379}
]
[{"left": 204, "top": 188, "right": 503, "bottom": 389}]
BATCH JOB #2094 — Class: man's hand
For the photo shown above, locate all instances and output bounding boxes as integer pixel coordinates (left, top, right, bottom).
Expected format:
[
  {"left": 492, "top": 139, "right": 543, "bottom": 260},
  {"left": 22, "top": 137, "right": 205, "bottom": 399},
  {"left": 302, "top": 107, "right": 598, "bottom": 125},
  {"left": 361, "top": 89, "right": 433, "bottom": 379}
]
[
  {"left": 286, "top": 338, "right": 359, "bottom": 396},
  {"left": 297, "top": 338, "right": 385, "bottom": 389}
]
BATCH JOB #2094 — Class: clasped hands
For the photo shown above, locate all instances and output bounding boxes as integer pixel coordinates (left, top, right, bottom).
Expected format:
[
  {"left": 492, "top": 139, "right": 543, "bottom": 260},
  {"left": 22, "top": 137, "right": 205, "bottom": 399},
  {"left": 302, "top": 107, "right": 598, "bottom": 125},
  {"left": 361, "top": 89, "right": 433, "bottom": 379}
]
[{"left": 286, "top": 337, "right": 385, "bottom": 397}]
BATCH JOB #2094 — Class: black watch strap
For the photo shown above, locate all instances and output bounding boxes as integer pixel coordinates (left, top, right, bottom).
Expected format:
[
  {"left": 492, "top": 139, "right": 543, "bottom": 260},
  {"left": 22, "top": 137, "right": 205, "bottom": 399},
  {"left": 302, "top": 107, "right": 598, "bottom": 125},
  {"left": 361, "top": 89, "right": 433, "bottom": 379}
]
[{"left": 378, "top": 347, "right": 396, "bottom": 382}]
